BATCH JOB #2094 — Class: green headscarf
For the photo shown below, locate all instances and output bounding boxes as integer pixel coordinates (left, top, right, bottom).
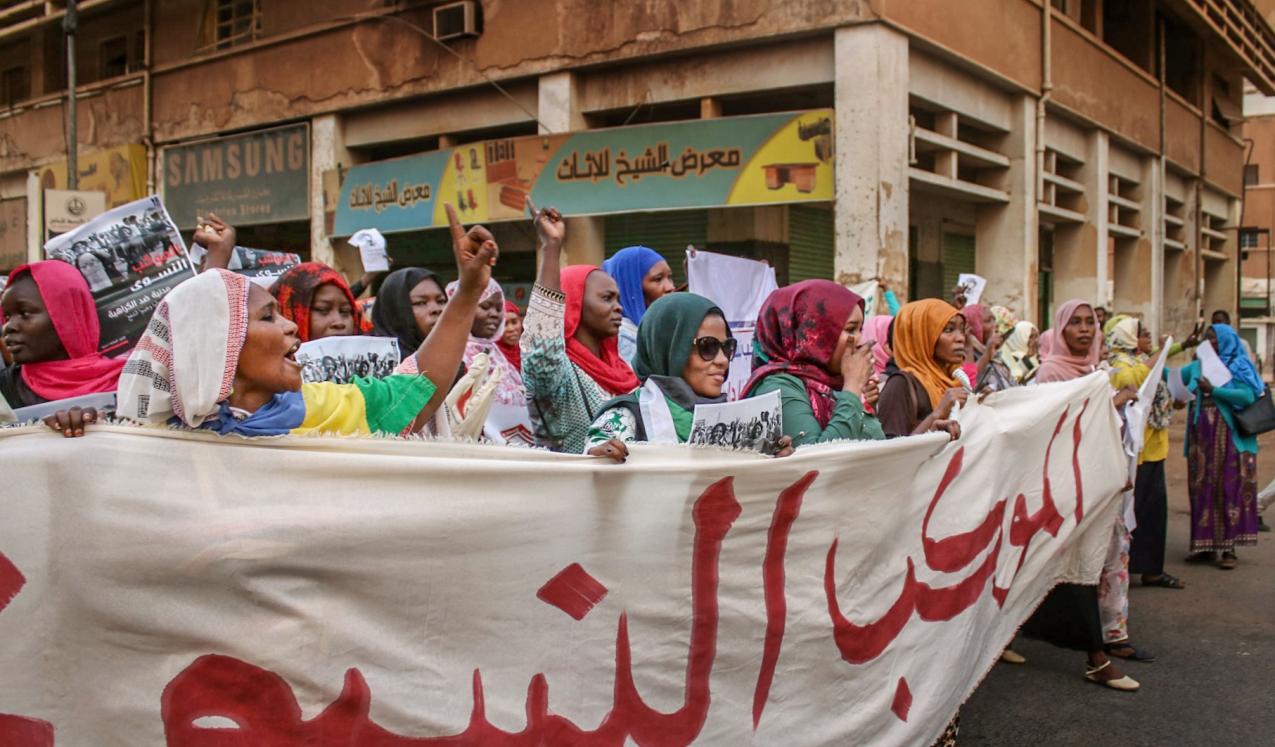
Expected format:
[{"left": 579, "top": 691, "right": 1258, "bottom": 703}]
[
  {"left": 603, "top": 292, "right": 730, "bottom": 442},
  {"left": 633, "top": 293, "right": 730, "bottom": 381}
]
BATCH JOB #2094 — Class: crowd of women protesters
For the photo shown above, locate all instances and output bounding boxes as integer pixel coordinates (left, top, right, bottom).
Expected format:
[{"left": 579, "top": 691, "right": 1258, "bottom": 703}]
[{"left": 2, "top": 199, "right": 1269, "bottom": 743}]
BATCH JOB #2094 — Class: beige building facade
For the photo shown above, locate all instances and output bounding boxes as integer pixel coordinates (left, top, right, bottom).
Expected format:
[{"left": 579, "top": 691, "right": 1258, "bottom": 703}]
[{"left": 1, "top": 0, "right": 1272, "bottom": 332}]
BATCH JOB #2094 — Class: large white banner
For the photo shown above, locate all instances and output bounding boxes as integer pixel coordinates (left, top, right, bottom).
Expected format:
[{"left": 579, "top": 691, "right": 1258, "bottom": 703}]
[{"left": 0, "top": 374, "right": 1125, "bottom": 745}]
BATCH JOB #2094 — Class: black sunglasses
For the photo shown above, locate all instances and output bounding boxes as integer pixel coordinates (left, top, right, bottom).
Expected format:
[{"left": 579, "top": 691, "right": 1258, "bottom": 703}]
[{"left": 692, "top": 336, "right": 737, "bottom": 362}]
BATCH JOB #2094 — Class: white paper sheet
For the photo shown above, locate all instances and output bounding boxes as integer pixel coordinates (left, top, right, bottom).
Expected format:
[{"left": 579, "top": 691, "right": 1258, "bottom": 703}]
[
  {"left": 349, "top": 228, "right": 390, "bottom": 272},
  {"left": 0, "top": 390, "right": 15, "bottom": 424},
  {"left": 1167, "top": 366, "right": 1195, "bottom": 403},
  {"left": 957, "top": 273, "right": 988, "bottom": 306},
  {"left": 1196, "top": 340, "right": 1233, "bottom": 388},
  {"left": 688, "top": 388, "right": 782, "bottom": 453}
]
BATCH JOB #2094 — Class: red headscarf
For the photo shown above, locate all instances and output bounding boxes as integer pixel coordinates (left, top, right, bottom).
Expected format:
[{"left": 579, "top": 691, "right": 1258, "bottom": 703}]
[
  {"left": 561, "top": 265, "right": 639, "bottom": 396},
  {"left": 496, "top": 299, "right": 523, "bottom": 372},
  {"left": 743, "top": 280, "right": 864, "bottom": 428},
  {"left": 3, "top": 260, "right": 125, "bottom": 401},
  {"left": 270, "top": 262, "right": 365, "bottom": 342}
]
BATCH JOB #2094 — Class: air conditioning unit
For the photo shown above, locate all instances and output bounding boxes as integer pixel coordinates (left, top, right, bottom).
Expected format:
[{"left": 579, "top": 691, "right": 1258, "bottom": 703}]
[{"left": 434, "top": 1, "right": 482, "bottom": 42}]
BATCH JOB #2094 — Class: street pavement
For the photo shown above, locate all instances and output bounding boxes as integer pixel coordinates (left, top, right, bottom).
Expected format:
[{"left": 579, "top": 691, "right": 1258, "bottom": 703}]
[{"left": 960, "top": 428, "right": 1275, "bottom": 745}]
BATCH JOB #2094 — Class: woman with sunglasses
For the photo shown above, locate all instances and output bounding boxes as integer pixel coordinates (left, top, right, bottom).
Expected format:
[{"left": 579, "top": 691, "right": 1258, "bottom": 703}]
[
  {"left": 584, "top": 293, "right": 746, "bottom": 458},
  {"left": 741, "top": 280, "right": 885, "bottom": 446}
]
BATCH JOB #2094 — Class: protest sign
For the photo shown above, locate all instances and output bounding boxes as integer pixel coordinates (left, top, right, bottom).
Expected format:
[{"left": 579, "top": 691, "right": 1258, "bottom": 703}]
[
  {"left": 957, "top": 273, "right": 988, "bottom": 306},
  {"left": 483, "top": 402, "right": 536, "bottom": 446},
  {"left": 0, "top": 373, "right": 1125, "bottom": 745},
  {"left": 297, "top": 336, "right": 401, "bottom": 385},
  {"left": 42, "top": 195, "right": 194, "bottom": 357},
  {"left": 689, "top": 388, "right": 783, "bottom": 453},
  {"left": 349, "top": 228, "right": 390, "bottom": 273},
  {"left": 687, "top": 249, "right": 777, "bottom": 401},
  {"left": 190, "top": 245, "right": 302, "bottom": 288}
]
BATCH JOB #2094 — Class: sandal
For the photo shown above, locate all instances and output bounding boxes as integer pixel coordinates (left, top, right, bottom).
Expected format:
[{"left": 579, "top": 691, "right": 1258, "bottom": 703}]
[
  {"left": 1084, "top": 660, "right": 1140, "bottom": 691},
  {"left": 1185, "top": 551, "right": 1217, "bottom": 563},
  {"left": 1104, "top": 642, "right": 1156, "bottom": 663},
  {"left": 1141, "top": 573, "right": 1185, "bottom": 589},
  {"left": 1218, "top": 552, "right": 1238, "bottom": 570}
]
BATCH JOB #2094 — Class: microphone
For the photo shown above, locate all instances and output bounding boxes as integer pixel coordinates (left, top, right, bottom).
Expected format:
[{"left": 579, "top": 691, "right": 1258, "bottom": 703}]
[{"left": 954, "top": 368, "right": 973, "bottom": 392}]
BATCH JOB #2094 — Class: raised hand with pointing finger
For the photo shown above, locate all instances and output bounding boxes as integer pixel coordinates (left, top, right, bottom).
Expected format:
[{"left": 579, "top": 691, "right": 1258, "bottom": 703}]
[{"left": 402, "top": 203, "right": 501, "bottom": 433}]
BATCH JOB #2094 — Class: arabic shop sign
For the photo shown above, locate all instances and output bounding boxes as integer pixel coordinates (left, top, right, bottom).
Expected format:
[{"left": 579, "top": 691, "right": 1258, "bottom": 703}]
[
  {"left": 163, "top": 124, "right": 309, "bottom": 230},
  {"left": 335, "top": 109, "right": 834, "bottom": 235}
]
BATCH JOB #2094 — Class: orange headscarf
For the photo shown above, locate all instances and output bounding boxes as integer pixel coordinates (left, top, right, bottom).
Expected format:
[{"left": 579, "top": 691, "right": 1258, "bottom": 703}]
[{"left": 892, "top": 299, "right": 963, "bottom": 408}]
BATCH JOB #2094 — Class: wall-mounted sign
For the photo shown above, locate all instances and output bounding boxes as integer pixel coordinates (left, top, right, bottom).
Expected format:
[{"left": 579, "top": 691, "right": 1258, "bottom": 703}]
[
  {"left": 163, "top": 124, "right": 310, "bottom": 230},
  {"left": 44, "top": 189, "right": 107, "bottom": 237},
  {"left": 335, "top": 109, "right": 834, "bottom": 235},
  {"left": 0, "top": 197, "right": 26, "bottom": 270},
  {"left": 35, "top": 144, "right": 148, "bottom": 210}
]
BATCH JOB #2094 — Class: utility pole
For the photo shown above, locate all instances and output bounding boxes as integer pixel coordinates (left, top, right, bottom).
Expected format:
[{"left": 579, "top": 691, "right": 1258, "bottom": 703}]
[{"left": 65, "top": 0, "right": 78, "bottom": 189}]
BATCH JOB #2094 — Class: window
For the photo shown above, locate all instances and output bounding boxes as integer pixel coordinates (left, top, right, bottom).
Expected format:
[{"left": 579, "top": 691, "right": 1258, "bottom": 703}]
[
  {"left": 99, "top": 36, "right": 129, "bottom": 79},
  {"left": 215, "top": 0, "right": 261, "bottom": 50},
  {"left": 1245, "top": 164, "right": 1260, "bottom": 187},
  {"left": 1240, "top": 229, "right": 1260, "bottom": 249},
  {"left": 0, "top": 66, "right": 28, "bottom": 107}
]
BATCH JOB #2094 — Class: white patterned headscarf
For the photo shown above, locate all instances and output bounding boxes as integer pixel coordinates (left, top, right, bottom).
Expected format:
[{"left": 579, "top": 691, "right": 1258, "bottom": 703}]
[
  {"left": 444, "top": 277, "right": 525, "bottom": 406},
  {"left": 117, "top": 269, "right": 249, "bottom": 427}
]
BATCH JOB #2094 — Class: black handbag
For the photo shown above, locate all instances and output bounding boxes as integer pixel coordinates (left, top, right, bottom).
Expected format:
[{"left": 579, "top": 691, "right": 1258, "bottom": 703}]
[{"left": 1234, "top": 386, "right": 1275, "bottom": 436}]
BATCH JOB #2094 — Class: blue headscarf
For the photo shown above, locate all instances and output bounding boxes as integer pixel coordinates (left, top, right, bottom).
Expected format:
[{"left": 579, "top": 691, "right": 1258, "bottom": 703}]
[
  {"left": 1212, "top": 323, "right": 1265, "bottom": 393},
  {"left": 196, "top": 391, "right": 308, "bottom": 437},
  {"left": 602, "top": 246, "right": 666, "bottom": 325}
]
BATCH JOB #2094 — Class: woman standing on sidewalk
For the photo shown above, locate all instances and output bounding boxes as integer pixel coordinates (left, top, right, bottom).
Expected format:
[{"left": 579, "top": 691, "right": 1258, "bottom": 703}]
[{"left": 1179, "top": 323, "right": 1262, "bottom": 569}]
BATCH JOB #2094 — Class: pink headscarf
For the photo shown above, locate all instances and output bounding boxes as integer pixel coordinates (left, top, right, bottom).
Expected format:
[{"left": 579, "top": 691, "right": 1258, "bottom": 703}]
[
  {"left": 1035, "top": 299, "right": 1101, "bottom": 383},
  {"left": 861, "top": 315, "right": 894, "bottom": 378},
  {"left": 961, "top": 304, "right": 988, "bottom": 345}
]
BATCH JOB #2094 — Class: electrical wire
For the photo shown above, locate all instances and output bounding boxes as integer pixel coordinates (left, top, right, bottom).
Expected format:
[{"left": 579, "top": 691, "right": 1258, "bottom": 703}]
[{"left": 344, "top": 11, "right": 552, "bottom": 134}]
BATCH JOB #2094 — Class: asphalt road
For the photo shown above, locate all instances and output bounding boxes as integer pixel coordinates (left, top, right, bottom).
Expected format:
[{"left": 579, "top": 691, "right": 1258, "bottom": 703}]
[{"left": 960, "top": 428, "right": 1275, "bottom": 746}]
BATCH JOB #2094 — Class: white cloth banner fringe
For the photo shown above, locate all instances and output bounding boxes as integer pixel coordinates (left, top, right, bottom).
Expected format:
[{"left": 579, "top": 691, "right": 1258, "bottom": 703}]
[{"left": 0, "top": 373, "right": 1126, "bottom": 746}]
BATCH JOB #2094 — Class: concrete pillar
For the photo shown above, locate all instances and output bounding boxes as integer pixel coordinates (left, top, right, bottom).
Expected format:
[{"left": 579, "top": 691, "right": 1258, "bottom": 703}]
[
  {"left": 1050, "top": 129, "right": 1106, "bottom": 320},
  {"left": 1142, "top": 155, "right": 1164, "bottom": 337},
  {"left": 538, "top": 71, "right": 604, "bottom": 265},
  {"left": 833, "top": 24, "right": 909, "bottom": 293},
  {"left": 309, "top": 114, "right": 361, "bottom": 275},
  {"left": 974, "top": 95, "right": 1037, "bottom": 321},
  {"left": 26, "top": 170, "right": 41, "bottom": 263}
]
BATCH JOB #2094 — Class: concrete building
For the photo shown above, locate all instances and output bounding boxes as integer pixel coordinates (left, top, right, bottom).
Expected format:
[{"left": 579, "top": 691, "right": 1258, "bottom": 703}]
[{"left": 1, "top": 0, "right": 1273, "bottom": 332}]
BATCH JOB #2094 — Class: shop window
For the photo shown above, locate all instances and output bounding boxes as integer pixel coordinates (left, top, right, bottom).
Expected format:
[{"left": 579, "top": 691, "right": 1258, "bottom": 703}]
[
  {"left": 1245, "top": 164, "right": 1260, "bottom": 187},
  {"left": 99, "top": 35, "right": 129, "bottom": 79},
  {"left": 215, "top": 0, "right": 261, "bottom": 50},
  {"left": 0, "top": 66, "right": 28, "bottom": 106}
]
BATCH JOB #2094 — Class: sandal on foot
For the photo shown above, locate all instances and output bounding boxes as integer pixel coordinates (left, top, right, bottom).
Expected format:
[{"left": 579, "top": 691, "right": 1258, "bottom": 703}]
[
  {"left": 1084, "top": 661, "right": 1140, "bottom": 691},
  {"left": 1000, "top": 649, "right": 1027, "bottom": 665},
  {"left": 1104, "top": 642, "right": 1156, "bottom": 662},
  {"left": 1141, "top": 573, "right": 1185, "bottom": 589},
  {"left": 1218, "top": 552, "right": 1238, "bottom": 570},
  {"left": 1185, "top": 551, "right": 1217, "bottom": 563}
]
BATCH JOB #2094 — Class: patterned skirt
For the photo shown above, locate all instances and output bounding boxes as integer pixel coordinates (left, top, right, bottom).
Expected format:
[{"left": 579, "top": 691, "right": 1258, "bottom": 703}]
[{"left": 1187, "top": 400, "right": 1259, "bottom": 552}]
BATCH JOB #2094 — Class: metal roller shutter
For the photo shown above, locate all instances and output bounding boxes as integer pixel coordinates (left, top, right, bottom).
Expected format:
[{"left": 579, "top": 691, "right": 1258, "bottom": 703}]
[
  {"left": 941, "top": 232, "right": 976, "bottom": 297},
  {"left": 604, "top": 210, "right": 708, "bottom": 285},
  {"left": 788, "top": 205, "right": 834, "bottom": 283}
]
